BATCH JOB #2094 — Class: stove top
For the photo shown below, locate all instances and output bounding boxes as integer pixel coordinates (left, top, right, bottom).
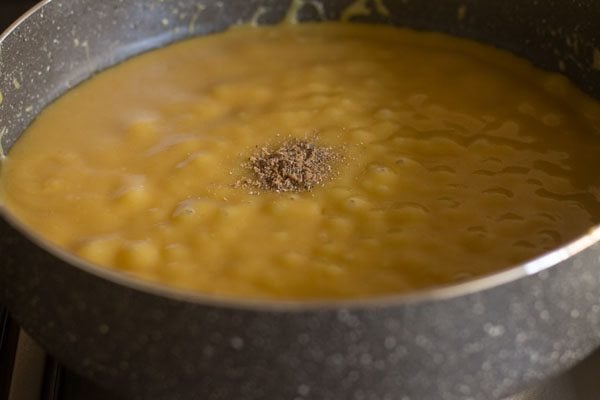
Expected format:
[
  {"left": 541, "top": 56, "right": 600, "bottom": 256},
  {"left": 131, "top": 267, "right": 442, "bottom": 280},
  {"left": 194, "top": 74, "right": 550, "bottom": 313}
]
[
  {"left": 1, "top": 2, "right": 599, "bottom": 400},
  {"left": 1, "top": 312, "right": 116, "bottom": 400}
]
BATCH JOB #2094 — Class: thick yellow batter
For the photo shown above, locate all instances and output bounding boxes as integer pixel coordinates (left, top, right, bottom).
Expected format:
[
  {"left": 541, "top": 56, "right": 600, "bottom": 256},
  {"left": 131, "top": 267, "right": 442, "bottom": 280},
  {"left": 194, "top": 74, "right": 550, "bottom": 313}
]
[{"left": 2, "top": 23, "right": 600, "bottom": 300}]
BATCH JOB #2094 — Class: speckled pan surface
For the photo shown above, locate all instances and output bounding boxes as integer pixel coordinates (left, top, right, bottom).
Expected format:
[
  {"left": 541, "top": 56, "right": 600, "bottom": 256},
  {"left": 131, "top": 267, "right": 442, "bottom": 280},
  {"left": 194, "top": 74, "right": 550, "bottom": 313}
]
[{"left": 1, "top": 1, "right": 600, "bottom": 399}]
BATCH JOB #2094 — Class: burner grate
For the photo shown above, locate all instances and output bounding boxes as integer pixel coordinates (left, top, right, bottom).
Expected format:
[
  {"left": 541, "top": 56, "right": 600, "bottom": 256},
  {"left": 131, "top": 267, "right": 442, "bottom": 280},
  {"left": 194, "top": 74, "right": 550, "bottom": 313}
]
[
  {"left": 0, "top": 309, "right": 20, "bottom": 400},
  {"left": 40, "top": 359, "right": 63, "bottom": 400}
]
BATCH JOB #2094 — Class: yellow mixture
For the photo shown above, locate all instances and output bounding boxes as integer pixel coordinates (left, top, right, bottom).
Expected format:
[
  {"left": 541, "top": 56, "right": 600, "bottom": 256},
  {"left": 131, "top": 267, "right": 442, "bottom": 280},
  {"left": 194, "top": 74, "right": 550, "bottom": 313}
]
[{"left": 2, "top": 23, "right": 600, "bottom": 300}]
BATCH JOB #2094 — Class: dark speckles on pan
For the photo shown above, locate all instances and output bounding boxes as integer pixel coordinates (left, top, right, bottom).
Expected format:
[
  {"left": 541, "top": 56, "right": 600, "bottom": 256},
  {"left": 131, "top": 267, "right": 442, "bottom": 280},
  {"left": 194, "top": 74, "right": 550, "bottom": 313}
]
[{"left": 1, "top": 1, "right": 600, "bottom": 400}]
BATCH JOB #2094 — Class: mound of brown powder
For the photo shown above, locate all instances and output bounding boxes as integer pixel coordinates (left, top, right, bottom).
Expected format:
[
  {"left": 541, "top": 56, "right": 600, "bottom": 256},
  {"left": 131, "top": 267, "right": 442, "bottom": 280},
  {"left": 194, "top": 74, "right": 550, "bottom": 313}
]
[{"left": 236, "top": 140, "right": 338, "bottom": 193}]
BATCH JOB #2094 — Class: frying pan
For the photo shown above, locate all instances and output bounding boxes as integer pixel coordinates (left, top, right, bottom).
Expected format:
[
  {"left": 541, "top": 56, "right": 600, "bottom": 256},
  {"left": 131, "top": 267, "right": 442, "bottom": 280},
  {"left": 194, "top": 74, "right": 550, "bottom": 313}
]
[{"left": 1, "top": 1, "right": 600, "bottom": 399}]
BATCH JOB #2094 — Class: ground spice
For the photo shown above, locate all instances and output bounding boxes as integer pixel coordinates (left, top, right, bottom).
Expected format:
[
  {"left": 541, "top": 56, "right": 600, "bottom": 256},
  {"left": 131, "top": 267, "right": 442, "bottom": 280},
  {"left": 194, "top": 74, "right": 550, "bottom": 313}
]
[{"left": 236, "top": 139, "right": 338, "bottom": 192}]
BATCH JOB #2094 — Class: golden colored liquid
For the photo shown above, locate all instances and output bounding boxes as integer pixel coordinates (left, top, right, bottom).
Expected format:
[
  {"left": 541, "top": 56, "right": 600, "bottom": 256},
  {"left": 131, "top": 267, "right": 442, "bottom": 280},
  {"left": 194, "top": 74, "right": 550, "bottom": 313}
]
[{"left": 2, "top": 23, "right": 600, "bottom": 300}]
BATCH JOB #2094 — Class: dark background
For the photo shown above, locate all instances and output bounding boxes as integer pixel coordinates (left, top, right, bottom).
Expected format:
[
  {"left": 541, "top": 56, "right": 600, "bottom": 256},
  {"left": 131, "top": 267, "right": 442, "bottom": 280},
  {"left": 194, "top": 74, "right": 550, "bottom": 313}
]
[{"left": 1, "top": 0, "right": 40, "bottom": 32}]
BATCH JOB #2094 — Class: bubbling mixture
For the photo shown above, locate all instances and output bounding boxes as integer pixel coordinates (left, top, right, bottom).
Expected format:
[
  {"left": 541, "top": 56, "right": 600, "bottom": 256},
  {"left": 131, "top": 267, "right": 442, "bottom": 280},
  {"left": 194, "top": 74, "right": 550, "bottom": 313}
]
[{"left": 2, "top": 23, "right": 600, "bottom": 300}]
